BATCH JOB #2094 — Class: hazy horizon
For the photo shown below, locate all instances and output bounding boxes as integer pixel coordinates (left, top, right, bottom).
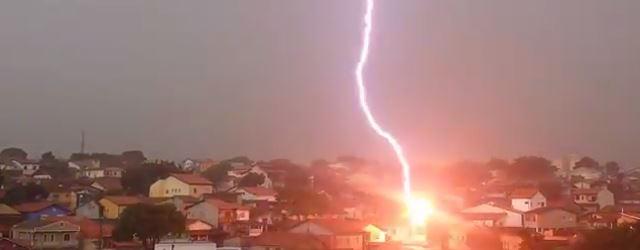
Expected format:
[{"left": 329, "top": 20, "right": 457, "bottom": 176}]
[{"left": 1, "top": 1, "right": 639, "bottom": 167}]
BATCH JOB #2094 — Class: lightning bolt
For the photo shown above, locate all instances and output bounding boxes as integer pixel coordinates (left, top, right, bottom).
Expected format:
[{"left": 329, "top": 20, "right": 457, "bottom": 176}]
[{"left": 355, "top": 0, "right": 413, "bottom": 202}]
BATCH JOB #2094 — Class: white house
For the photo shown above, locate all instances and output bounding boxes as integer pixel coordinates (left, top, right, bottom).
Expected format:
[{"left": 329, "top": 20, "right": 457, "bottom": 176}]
[
  {"left": 233, "top": 187, "right": 277, "bottom": 203},
  {"left": 510, "top": 188, "right": 547, "bottom": 212},
  {"left": 461, "top": 202, "right": 523, "bottom": 228},
  {"left": 572, "top": 188, "right": 615, "bottom": 210}
]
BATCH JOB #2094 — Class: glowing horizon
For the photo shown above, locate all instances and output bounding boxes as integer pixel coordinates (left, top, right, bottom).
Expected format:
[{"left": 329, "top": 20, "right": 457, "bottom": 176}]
[{"left": 355, "top": 0, "right": 413, "bottom": 203}]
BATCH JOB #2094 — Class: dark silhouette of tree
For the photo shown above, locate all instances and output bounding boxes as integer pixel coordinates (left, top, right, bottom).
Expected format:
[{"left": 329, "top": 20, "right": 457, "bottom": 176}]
[
  {"left": 606, "top": 161, "right": 621, "bottom": 176},
  {"left": 277, "top": 189, "right": 330, "bottom": 219},
  {"left": 238, "top": 173, "right": 265, "bottom": 187},
  {"left": 445, "top": 161, "right": 491, "bottom": 187},
  {"left": 575, "top": 157, "right": 600, "bottom": 170},
  {"left": 508, "top": 156, "right": 557, "bottom": 180},
  {"left": 0, "top": 147, "right": 27, "bottom": 162},
  {"left": 121, "top": 150, "right": 146, "bottom": 168},
  {"left": 538, "top": 181, "right": 564, "bottom": 200},
  {"left": 113, "top": 203, "right": 185, "bottom": 249},
  {"left": 202, "top": 163, "right": 233, "bottom": 184},
  {"left": 40, "top": 152, "right": 56, "bottom": 163},
  {"left": 574, "top": 222, "right": 640, "bottom": 250},
  {"left": 121, "top": 162, "right": 180, "bottom": 195},
  {"left": 69, "top": 153, "right": 91, "bottom": 162},
  {"left": 486, "top": 158, "right": 509, "bottom": 170},
  {"left": 2, "top": 183, "right": 49, "bottom": 205}
]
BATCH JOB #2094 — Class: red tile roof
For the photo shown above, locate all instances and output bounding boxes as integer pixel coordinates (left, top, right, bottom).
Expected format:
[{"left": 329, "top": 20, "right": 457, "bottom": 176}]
[
  {"left": 102, "top": 196, "right": 145, "bottom": 206},
  {"left": 297, "top": 219, "right": 368, "bottom": 234},
  {"left": 251, "top": 232, "right": 326, "bottom": 249},
  {"left": 203, "top": 198, "right": 248, "bottom": 210},
  {"left": 524, "top": 206, "right": 576, "bottom": 215},
  {"left": 170, "top": 173, "right": 212, "bottom": 185},
  {"left": 93, "top": 178, "right": 123, "bottom": 191},
  {"left": 11, "top": 201, "right": 57, "bottom": 213},
  {"left": 460, "top": 212, "right": 507, "bottom": 221},
  {"left": 510, "top": 188, "right": 541, "bottom": 199},
  {"left": 241, "top": 187, "right": 277, "bottom": 196}
]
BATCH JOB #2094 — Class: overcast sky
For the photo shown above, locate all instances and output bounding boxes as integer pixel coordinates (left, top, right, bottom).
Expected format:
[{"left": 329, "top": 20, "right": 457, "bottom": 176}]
[{"left": 1, "top": 0, "right": 639, "bottom": 167}]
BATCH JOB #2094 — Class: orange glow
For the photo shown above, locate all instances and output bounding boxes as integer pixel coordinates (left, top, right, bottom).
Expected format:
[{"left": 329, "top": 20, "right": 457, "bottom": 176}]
[{"left": 406, "top": 197, "right": 435, "bottom": 226}]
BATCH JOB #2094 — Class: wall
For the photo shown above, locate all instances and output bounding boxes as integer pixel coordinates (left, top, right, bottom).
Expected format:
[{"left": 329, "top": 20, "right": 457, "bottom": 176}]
[
  {"left": 149, "top": 177, "right": 190, "bottom": 198},
  {"left": 186, "top": 203, "right": 220, "bottom": 228},
  {"left": 524, "top": 210, "right": 576, "bottom": 229},
  {"left": 98, "top": 199, "right": 121, "bottom": 220},
  {"left": 462, "top": 204, "right": 523, "bottom": 227}
]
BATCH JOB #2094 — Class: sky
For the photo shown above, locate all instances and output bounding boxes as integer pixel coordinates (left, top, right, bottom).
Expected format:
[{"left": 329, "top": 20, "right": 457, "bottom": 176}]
[{"left": 1, "top": 0, "right": 639, "bottom": 167}]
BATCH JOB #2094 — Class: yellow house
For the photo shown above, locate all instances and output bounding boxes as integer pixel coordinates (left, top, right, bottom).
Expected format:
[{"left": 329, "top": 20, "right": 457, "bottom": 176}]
[
  {"left": 149, "top": 173, "right": 213, "bottom": 198},
  {"left": 98, "top": 196, "right": 145, "bottom": 219},
  {"left": 364, "top": 224, "right": 386, "bottom": 243}
]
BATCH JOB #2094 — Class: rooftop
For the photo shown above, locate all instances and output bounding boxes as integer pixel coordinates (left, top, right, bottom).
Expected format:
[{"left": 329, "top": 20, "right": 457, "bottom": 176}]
[
  {"left": 510, "top": 188, "right": 541, "bottom": 199},
  {"left": 170, "top": 173, "right": 212, "bottom": 185}
]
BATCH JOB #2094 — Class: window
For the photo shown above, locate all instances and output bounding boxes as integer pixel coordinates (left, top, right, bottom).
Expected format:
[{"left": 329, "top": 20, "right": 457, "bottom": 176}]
[
  {"left": 64, "top": 234, "right": 70, "bottom": 241},
  {"left": 575, "top": 195, "right": 580, "bottom": 200},
  {"left": 524, "top": 201, "right": 529, "bottom": 205},
  {"left": 193, "top": 188, "right": 197, "bottom": 194}
]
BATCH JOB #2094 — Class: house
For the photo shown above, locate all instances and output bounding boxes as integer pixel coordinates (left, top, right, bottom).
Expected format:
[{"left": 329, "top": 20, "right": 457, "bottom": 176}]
[
  {"left": 14, "top": 160, "right": 40, "bottom": 176},
  {"left": 523, "top": 207, "right": 577, "bottom": 235},
  {"left": 185, "top": 198, "right": 250, "bottom": 230},
  {"left": 10, "top": 218, "right": 80, "bottom": 249},
  {"left": 461, "top": 202, "right": 523, "bottom": 228},
  {"left": 46, "top": 216, "right": 115, "bottom": 250},
  {"left": 156, "top": 195, "right": 201, "bottom": 214},
  {"left": 447, "top": 225, "right": 501, "bottom": 250},
  {"left": 0, "top": 204, "right": 22, "bottom": 238},
  {"left": 225, "top": 232, "right": 327, "bottom": 250},
  {"left": 184, "top": 219, "right": 216, "bottom": 242},
  {"left": 98, "top": 196, "right": 146, "bottom": 219},
  {"left": 80, "top": 166, "right": 105, "bottom": 179},
  {"left": 572, "top": 188, "right": 614, "bottom": 211},
  {"left": 510, "top": 188, "right": 547, "bottom": 212},
  {"left": 90, "top": 177, "right": 124, "bottom": 193},
  {"left": 12, "top": 201, "right": 70, "bottom": 220},
  {"left": 75, "top": 200, "right": 101, "bottom": 219},
  {"left": 42, "top": 181, "right": 78, "bottom": 210},
  {"left": 149, "top": 174, "right": 213, "bottom": 198},
  {"left": 288, "top": 219, "right": 368, "bottom": 250},
  {"left": 0, "top": 238, "right": 29, "bottom": 250},
  {"left": 234, "top": 187, "right": 277, "bottom": 205},
  {"left": 104, "top": 167, "right": 124, "bottom": 178}
]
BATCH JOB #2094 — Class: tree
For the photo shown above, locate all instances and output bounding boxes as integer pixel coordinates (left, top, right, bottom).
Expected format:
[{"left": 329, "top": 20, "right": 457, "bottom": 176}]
[
  {"left": 202, "top": 162, "right": 233, "bottom": 184},
  {"left": 121, "top": 162, "right": 180, "bottom": 195},
  {"left": 113, "top": 203, "right": 185, "bottom": 249},
  {"left": 574, "top": 222, "right": 640, "bottom": 250},
  {"left": 508, "top": 156, "right": 557, "bottom": 180},
  {"left": 40, "top": 151, "right": 56, "bottom": 163},
  {"left": 121, "top": 150, "right": 146, "bottom": 168},
  {"left": 277, "top": 189, "right": 330, "bottom": 219},
  {"left": 2, "top": 183, "right": 49, "bottom": 205},
  {"left": 575, "top": 157, "right": 600, "bottom": 170},
  {"left": 606, "top": 161, "right": 621, "bottom": 176},
  {"left": 486, "top": 158, "right": 509, "bottom": 170},
  {"left": 239, "top": 173, "right": 265, "bottom": 187},
  {"left": 0, "top": 147, "right": 27, "bottom": 161}
]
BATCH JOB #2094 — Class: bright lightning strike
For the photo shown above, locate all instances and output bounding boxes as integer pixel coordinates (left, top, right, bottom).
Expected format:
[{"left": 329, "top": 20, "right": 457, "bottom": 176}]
[{"left": 355, "top": 0, "right": 413, "bottom": 203}]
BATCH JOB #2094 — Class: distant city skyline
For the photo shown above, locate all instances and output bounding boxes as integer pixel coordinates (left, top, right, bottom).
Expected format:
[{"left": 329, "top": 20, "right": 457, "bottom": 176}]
[{"left": 1, "top": 0, "right": 639, "bottom": 167}]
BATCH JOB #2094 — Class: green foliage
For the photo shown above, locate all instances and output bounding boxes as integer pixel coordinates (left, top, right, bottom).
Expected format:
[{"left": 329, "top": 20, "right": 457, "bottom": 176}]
[
  {"left": 0, "top": 147, "right": 27, "bottom": 161},
  {"left": 113, "top": 203, "right": 185, "bottom": 249},
  {"left": 40, "top": 151, "right": 56, "bottom": 163},
  {"left": 606, "top": 161, "right": 621, "bottom": 176},
  {"left": 575, "top": 222, "right": 640, "bottom": 250},
  {"left": 38, "top": 152, "right": 72, "bottom": 179},
  {"left": 2, "top": 183, "right": 49, "bottom": 205},
  {"left": 238, "top": 172, "right": 265, "bottom": 187}
]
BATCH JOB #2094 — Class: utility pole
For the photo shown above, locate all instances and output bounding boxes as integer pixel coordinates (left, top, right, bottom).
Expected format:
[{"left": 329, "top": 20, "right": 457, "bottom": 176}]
[{"left": 80, "top": 130, "right": 86, "bottom": 154}]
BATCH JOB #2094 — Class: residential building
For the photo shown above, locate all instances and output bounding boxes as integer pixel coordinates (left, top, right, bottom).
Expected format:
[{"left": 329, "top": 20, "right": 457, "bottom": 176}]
[
  {"left": 523, "top": 207, "right": 577, "bottom": 235},
  {"left": 186, "top": 198, "right": 250, "bottom": 230},
  {"left": 233, "top": 187, "right": 277, "bottom": 205},
  {"left": 11, "top": 201, "right": 70, "bottom": 221},
  {"left": 154, "top": 240, "right": 216, "bottom": 250},
  {"left": 572, "top": 188, "right": 615, "bottom": 210},
  {"left": 149, "top": 174, "right": 213, "bottom": 198},
  {"left": 288, "top": 219, "right": 368, "bottom": 250},
  {"left": 75, "top": 200, "right": 101, "bottom": 220},
  {"left": 90, "top": 178, "right": 124, "bottom": 193},
  {"left": 10, "top": 219, "right": 80, "bottom": 249},
  {"left": 98, "top": 196, "right": 146, "bottom": 219},
  {"left": 461, "top": 202, "right": 523, "bottom": 228},
  {"left": 510, "top": 188, "right": 547, "bottom": 212},
  {"left": 225, "top": 232, "right": 326, "bottom": 250},
  {"left": 184, "top": 219, "right": 215, "bottom": 242},
  {"left": 80, "top": 167, "right": 105, "bottom": 179},
  {"left": 104, "top": 167, "right": 124, "bottom": 178}
]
